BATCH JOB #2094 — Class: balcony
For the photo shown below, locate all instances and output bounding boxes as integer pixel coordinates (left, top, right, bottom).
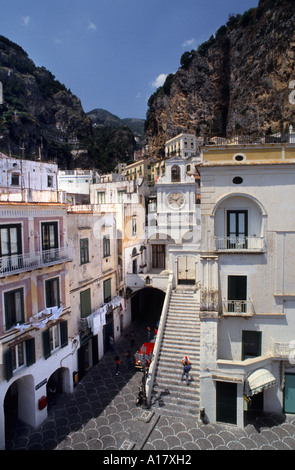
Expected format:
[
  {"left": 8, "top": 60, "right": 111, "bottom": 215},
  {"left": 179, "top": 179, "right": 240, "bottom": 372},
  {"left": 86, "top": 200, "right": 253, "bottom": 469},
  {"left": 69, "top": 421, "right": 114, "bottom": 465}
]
[
  {"left": 0, "top": 247, "right": 72, "bottom": 277},
  {"left": 223, "top": 300, "right": 255, "bottom": 317},
  {"left": 215, "top": 236, "right": 265, "bottom": 252}
]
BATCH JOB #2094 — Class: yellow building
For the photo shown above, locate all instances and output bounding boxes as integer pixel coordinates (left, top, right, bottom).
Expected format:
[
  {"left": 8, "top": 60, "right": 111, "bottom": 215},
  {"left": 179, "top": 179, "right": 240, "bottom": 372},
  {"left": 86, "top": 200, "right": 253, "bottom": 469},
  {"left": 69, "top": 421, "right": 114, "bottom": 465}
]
[{"left": 201, "top": 141, "right": 295, "bottom": 164}]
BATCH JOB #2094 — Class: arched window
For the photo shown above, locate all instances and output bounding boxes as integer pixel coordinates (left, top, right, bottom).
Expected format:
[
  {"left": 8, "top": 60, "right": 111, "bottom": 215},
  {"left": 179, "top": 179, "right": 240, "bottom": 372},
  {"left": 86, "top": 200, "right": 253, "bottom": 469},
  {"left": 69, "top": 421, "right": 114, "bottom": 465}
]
[{"left": 171, "top": 165, "right": 181, "bottom": 182}]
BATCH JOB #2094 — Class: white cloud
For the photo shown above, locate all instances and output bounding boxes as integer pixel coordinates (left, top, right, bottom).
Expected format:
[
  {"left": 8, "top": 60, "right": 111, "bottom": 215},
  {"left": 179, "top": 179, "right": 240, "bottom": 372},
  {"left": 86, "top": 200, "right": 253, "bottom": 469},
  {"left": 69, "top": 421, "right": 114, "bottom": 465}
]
[
  {"left": 182, "top": 38, "right": 197, "bottom": 49},
  {"left": 22, "top": 16, "right": 31, "bottom": 26},
  {"left": 151, "top": 73, "right": 167, "bottom": 89},
  {"left": 88, "top": 22, "right": 97, "bottom": 31}
]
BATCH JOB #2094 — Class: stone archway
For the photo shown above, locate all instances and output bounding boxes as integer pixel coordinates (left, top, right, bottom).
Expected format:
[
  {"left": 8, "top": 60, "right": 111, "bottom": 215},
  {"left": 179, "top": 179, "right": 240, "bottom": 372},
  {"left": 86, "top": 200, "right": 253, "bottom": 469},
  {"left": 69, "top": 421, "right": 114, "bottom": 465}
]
[
  {"left": 4, "top": 375, "right": 35, "bottom": 439},
  {"left": 131, "top": 287, "right": 165, "bottom": 324},
  {"left": 47, "top": 367, "right": 71, "bottom": 406}
]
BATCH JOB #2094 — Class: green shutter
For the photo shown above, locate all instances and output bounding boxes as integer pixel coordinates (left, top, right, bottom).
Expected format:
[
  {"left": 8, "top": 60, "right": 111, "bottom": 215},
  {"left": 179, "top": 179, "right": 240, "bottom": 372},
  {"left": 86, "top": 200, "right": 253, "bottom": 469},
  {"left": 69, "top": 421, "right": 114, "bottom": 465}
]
[
  {"left": 43, "top": 329, "right": 51, "bottom": 359},
  {"left": 80, "top": 289, "right": 91, "bottom": 318},
  {"left": 103, "top": 279, "right": 111, "bottom": 303},
  {"left": 5, "top": 349, "right": 13, "bottom": 381},
  {"left": 26, "top": 338, "right": 36, "bottom": 366},
  {"left": 60, "top": 321, "right": 68, "bottom": 348}
]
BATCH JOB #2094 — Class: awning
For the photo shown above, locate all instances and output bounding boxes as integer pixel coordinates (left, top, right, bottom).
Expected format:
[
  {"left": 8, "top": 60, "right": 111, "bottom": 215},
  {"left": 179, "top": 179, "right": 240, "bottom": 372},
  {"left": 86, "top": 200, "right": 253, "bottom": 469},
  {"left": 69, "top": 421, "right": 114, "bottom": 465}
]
[{"left": 246, "top": 368, "right": 277, "bottom": 397}]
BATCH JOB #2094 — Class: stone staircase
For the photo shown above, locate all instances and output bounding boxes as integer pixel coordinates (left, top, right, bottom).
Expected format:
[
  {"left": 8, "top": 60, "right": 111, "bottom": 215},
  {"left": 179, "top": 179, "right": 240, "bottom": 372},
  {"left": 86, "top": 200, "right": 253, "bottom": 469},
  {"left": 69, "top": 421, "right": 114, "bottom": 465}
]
[{"left": 150, "top": 288, "right": 201, "bottom": 418}]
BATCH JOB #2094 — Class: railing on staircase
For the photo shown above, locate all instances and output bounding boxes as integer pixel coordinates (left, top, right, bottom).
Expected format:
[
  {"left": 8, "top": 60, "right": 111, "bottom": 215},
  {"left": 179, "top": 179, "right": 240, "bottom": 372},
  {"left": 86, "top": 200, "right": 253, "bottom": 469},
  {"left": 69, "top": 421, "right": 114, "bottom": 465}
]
[{"left": 146, "top": 273, "right": 173, "bottom": 407}]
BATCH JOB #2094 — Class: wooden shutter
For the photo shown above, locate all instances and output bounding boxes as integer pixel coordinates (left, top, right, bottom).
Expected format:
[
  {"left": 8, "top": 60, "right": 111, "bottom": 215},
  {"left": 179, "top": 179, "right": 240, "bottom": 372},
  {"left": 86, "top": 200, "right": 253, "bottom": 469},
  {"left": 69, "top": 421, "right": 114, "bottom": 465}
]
[
  {"left": 43, "top": 329, "right": 51, "bottom": 359},
  {"left": 26, "top": 338, "right": 36, "bottom": 366},
  {"left": 80, "top": 289, "right": 91, "bottom": 318},
  {"left": 103, "top": 279, "right": 111, "bottom": 303},
  {"left": 4, "top": 349, "right": 13, "bottom": 381},
  {"left": 60, "top": 320, "right": 68, "bottom": 348}
]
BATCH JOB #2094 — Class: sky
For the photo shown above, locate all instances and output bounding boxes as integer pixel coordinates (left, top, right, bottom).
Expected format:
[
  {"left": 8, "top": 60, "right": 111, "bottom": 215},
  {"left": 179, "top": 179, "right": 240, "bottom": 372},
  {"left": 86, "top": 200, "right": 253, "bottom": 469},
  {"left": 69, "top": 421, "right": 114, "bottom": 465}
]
[{"left": 0, "top": 0, "right": 259, "bottom": 120}]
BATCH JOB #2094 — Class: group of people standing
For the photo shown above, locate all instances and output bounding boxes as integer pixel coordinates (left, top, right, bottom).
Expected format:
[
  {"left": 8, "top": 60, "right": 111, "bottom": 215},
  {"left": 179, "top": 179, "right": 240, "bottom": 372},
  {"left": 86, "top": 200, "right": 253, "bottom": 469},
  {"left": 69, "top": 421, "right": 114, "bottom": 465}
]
[{"left": 109, "top": 328, "right": 192, "bottom": 384}]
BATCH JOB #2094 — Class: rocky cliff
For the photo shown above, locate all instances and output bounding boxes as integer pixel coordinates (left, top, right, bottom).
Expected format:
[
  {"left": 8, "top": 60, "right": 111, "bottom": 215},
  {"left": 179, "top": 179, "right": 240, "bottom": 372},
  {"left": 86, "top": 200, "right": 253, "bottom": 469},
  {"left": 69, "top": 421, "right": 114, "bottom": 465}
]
[
  {"left": 145, "top": 0, "right": 295, "bottom": 157},
  {"left": 0, "top": 36, "right": 93, "bottom": 168}
]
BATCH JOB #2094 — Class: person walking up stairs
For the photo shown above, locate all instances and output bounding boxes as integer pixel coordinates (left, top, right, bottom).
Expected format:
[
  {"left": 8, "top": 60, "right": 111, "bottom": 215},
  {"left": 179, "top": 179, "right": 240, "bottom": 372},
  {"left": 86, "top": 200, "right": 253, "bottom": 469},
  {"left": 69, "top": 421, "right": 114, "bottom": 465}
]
[{"left": 150, "top": 288, "right": 201, "bottom": 418}]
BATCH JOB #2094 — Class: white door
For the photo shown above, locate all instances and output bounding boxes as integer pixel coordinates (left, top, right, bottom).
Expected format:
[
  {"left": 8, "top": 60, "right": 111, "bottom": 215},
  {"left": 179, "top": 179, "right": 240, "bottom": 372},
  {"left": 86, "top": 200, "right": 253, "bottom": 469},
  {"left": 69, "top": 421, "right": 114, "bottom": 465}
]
[{"left": 178, "top": 256, "right": 195, "bottom": 285}]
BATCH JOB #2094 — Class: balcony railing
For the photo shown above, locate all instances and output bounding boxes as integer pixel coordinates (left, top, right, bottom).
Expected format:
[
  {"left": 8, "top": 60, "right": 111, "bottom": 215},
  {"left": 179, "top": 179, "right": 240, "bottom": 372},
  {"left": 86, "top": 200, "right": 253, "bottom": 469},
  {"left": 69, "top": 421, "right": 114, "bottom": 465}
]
[
  {"left": 0, "top": 247, "right": 72, "bottom": 277},
  {"left": 215, "top": 236, "right": 265, "bottom": 252},
  {"left": 223, "top": 300, "right": 255, "bottom": 317},
  {"left": 271, "top": 339, "right": 295, "bottom": 359}
]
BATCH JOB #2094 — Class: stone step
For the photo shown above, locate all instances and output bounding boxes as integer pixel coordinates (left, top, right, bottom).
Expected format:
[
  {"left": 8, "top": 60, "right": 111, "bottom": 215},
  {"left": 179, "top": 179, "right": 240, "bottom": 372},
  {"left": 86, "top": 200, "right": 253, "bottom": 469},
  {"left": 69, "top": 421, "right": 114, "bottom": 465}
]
[{"left": 151, "top": 290, "right": 201, "bottom": 418}]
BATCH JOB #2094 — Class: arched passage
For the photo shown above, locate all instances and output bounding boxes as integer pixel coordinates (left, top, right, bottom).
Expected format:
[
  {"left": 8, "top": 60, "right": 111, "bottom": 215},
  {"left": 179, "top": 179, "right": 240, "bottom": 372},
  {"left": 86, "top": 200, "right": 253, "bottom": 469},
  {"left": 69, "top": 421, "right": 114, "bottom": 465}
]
[
  {"left": 47, "top": 367, "right": 71, "bottom": 408},
  {"left": 131, "top": 287, "right": 165, "bottom": 324},
  {"left": 4, "top": 375, "right": 35, "bottom": 440}
]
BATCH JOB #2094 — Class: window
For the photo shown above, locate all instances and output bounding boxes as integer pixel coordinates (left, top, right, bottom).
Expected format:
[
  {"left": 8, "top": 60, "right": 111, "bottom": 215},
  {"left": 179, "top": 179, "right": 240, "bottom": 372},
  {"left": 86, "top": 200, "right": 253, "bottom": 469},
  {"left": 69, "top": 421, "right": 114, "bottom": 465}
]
[
  {"left": 45, "top": 277, "right": 60, "bottom": 308},
  {"left": 242, "top": 331, "right": 262, "bottom": 359},
  {"left": 117, "top": 190, "right": 126, "bottom": 203},
  {"left": 11, "top": 342, "right": 25, "bottom": 370},
  {"left": 80, "top": 238, "right": 89, "bottom": 264},
  {"left": 11, "top": 174, "right": 20, "bottom": 186},
  {"left": 227, "top": 275, "right": 247, "bottom": 313},
  {"left": 4, "top": 288, "right": 24, "bottom": 330},
  {"left": 43, "top": 321, "right": 68, "bottom": 359},
  {"left": 41, "top": 222, "right": 58, "bottom": 251},
  {"left": 103, "top": 278, "right": 111, "bottom": 304},
  {"left": 49, "top": 324, "right": 60, "bottom": 351},
  {"left": 171, "top": 165, "right": 181, "bottom": 182},
  {"left": 80, "top": 288, "right": 91, "bottom": 318},
  {"left": 227, "top": 210, "right": 248, "bottom": 249},
  {"left": 0, "top": 224, "right": 22, "bottom": 257},
  {"left": 233, "top": 176, "right": 243, "bottom": 185},
  {"left": 103, "top": 236, "right": 110, "bottom": 257},
  {"left": 47, "top": 175, "right": 54, "bottom": 187},
  {"left": 234, "top": 154, "right": 245, "bottom": 162},
  {"left": 97, "top": 192, "right": 106, "bottom": 204},
  {"left": 132, "top": 218, "right": 137, "bottom": 236},
  {"left": 5, "top": 338, "right": 35, "bottom": 380}
]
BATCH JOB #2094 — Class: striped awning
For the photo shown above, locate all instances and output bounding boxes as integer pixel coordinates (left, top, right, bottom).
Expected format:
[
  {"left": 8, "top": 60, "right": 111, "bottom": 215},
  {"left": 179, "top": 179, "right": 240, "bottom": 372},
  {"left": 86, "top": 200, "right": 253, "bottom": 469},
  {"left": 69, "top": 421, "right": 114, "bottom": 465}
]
[{"left": 246, "top": 368, "right": 277, "bottom": 397}]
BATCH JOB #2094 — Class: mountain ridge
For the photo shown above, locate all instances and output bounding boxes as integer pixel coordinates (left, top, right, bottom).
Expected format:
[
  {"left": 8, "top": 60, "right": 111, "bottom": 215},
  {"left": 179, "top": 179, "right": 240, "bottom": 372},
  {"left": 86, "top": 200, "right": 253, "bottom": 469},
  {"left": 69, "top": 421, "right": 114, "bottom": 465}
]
[
  {"left": 0, "top": 38, "right": 142, "bottom": 170},
  {"left": 145, "top": 0, "right": 295, "bottom": 157}
]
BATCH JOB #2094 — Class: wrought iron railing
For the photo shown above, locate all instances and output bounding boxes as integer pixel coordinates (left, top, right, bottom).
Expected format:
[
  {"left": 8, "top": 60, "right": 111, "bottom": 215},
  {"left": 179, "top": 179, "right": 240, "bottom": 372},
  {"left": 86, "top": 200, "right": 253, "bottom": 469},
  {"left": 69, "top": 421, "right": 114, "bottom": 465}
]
[
  {"left": 0, "top": 247, "right": 71, "bottom": 277},
  {"left": 215, "top": 236, "right": 265, "bottom": 251},
  {"left": 223, "top": 300, "right": 254, "bottom": 316}
]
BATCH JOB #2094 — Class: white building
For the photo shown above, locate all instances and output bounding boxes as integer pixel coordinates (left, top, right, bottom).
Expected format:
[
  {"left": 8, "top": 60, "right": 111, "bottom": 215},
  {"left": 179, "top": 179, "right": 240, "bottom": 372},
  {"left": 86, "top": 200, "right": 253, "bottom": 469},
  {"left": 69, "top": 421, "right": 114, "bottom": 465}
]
[
  {"left": 198, "top": 143, "right": 295, "bottom": 427},
  {"left": 165, "top": 133, "right": 202, "bottom": 160},
  {"left": 0, "top": 153, "right": 65, "bottom": 203},
  {"left": 58, "top": 169, "right": 100, "bottom": 205}
]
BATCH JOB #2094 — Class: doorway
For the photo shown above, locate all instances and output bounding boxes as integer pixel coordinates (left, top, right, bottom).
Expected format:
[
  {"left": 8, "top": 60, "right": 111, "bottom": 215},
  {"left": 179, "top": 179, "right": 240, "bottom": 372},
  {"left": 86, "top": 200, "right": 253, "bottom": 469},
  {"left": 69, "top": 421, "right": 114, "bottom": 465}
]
[
  {"left": 152, "top": 245, "right": 165, "bottom": 269},
  {"left": 78, "top": 336, "right": 99, "bottom": 380},
  {"left": 216, "top": 381, "right": 237, "bottom": 425},
  {"left": 227, "top": 275, "right": 247, "bottom": 313},
  {"left": 177, "top": 256, "right": 195, "bottom": 285},
  {"left": 284, "top": 373, "right": 295, "bottom": 413}
]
